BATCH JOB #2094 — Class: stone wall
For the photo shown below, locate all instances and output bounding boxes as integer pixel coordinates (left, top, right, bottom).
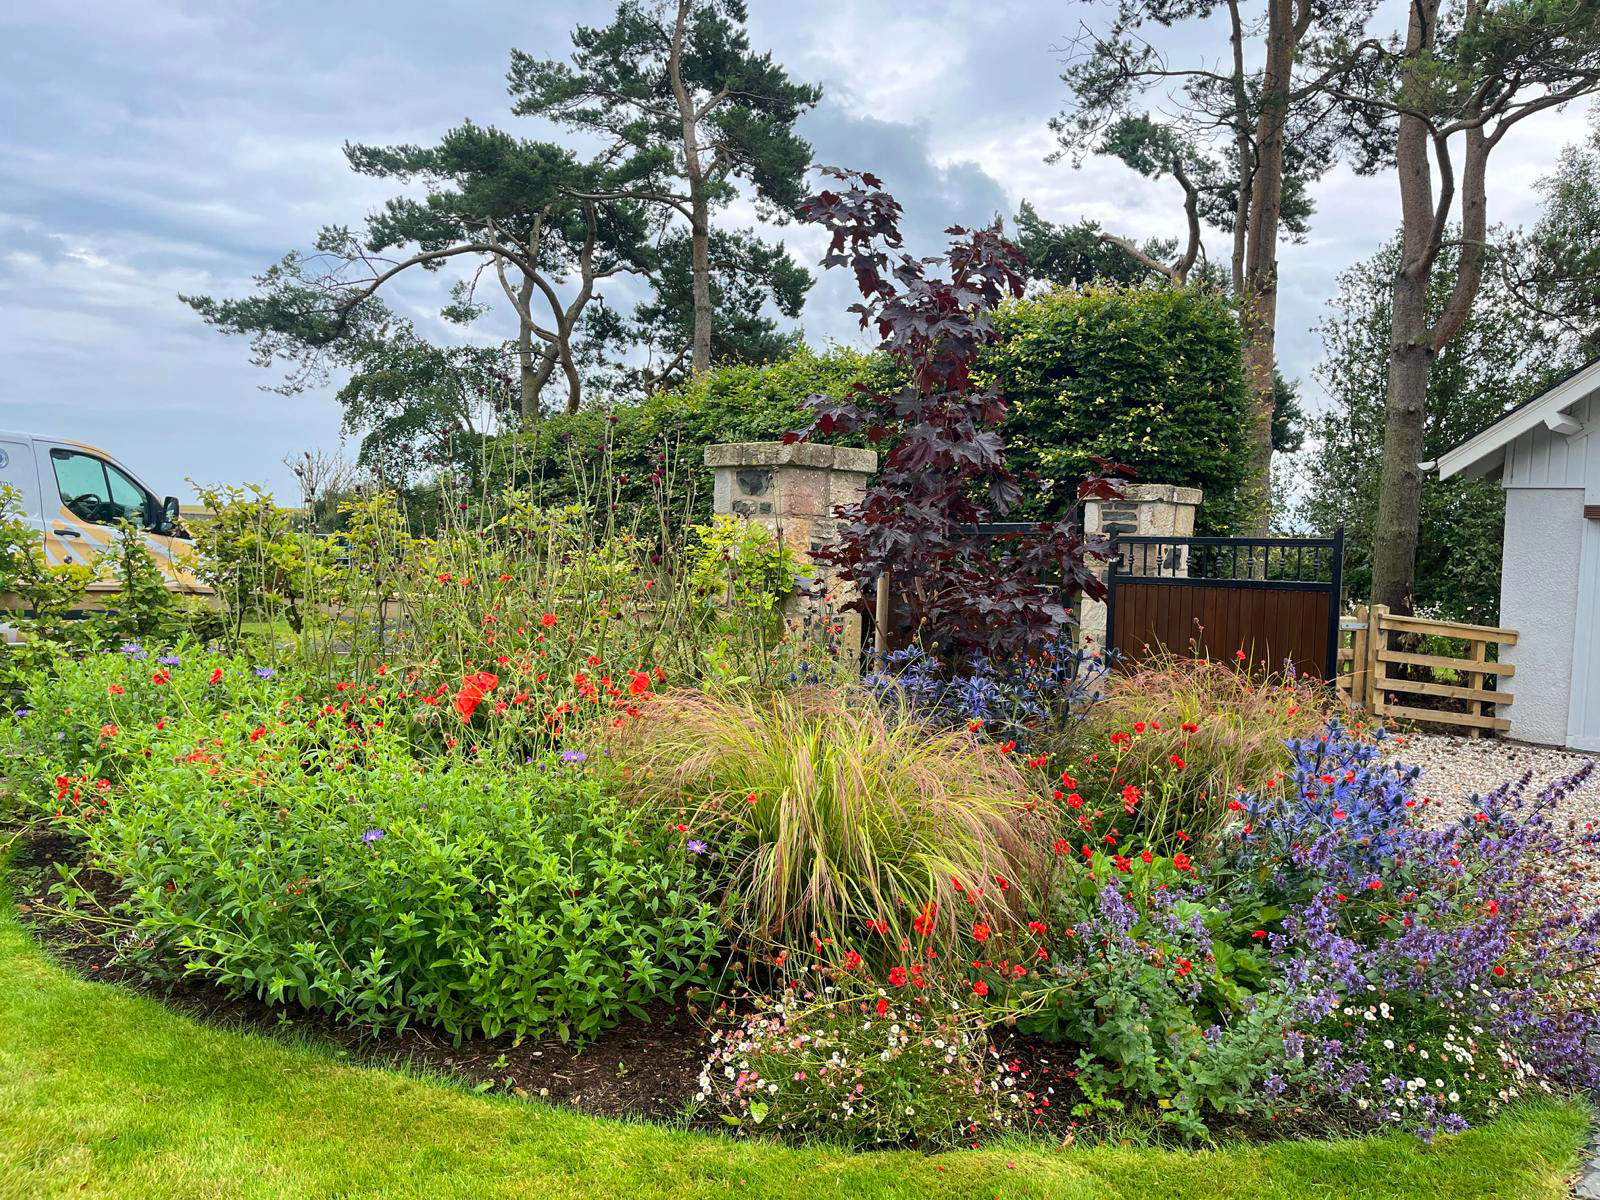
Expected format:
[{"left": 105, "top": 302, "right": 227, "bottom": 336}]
[{"left": 1079, "top": 484, "right": 1203, "bottom": 653}]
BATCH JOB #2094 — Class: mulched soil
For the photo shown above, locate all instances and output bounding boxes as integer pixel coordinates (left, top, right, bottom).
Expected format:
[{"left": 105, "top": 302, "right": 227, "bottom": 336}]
[{"left": 7, "top": 826, "right": 710, "bottom": 1121}]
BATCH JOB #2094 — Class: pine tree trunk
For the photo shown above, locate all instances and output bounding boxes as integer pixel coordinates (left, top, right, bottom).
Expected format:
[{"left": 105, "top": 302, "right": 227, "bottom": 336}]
[
  {"left": 1371, "top": 275, "right": 1431, "bottom": 614},
  {"left": 690, "top": 192, "right": 712, "bottom": 373}
]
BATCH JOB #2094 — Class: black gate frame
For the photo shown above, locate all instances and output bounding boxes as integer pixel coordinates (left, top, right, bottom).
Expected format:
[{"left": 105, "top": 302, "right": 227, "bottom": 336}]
[{"left": 1105, "top": 529, "right": 1345, "bottom": 678}]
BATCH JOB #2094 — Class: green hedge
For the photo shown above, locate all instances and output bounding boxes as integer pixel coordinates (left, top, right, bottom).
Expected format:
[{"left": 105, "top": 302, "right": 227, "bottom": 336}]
[
  {"left": 984, "top": 286, "right": 1250, "bottom": 533},
  {"left": 488, "top": 286, "right": 1250, "bottom": 532}
]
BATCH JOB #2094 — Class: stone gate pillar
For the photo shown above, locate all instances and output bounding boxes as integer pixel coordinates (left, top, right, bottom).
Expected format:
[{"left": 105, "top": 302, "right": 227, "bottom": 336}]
[
  {"left": 705, "top": 442, "right": 878, "bottom": 648},
  {"left": 1078, "top": 484, "right": 1203, "bottom": 656}
]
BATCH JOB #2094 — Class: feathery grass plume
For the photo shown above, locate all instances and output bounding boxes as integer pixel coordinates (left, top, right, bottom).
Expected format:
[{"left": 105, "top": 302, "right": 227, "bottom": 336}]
[{"left": 612, "top": 686, "right": 1052, "bottom": 955}]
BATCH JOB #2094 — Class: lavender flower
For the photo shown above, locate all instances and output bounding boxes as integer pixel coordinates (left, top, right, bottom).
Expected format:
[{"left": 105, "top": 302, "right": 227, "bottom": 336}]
[
  {"left": 561, "top": 750, "right": 588, "bottom": 764},
  {"left": 687, "top": 840, "right": 708, "bottom": 856},
  {"left": 360, "top": 828, "right": 386, "bottom": 844},
  {"left": 119, "top": 643, "right": 147, "bottom": 660},
  {"left": 158, "top": 655, "right": 181, "bottom": 667}
]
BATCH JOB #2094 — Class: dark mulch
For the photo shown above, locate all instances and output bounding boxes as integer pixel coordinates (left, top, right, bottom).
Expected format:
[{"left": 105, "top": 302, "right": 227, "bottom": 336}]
[{"left": 7, "top": 826, "right": 710, "bottom": 1121}]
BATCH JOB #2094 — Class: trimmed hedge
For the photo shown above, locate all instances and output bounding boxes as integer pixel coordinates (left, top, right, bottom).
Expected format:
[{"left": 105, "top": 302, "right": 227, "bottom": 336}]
[
  {"left": 984, "top": 286, "right": 1250, "bottom": 533},
  {"left": 489, "top": 287, "right": 1251, "bottom": 532}
]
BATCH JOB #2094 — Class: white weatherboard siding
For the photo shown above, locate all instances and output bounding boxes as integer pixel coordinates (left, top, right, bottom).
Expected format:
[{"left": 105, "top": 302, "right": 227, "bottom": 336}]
[
  {"left": 1569, "top": 515, "right": 1600, "bottom": 751},
  {"left": 1499, "top": 488, "right": 1583, "bottom": 746}
]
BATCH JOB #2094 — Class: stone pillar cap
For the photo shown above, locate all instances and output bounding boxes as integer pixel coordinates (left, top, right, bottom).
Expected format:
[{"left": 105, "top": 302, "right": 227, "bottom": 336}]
[
  {"left": 1113, "top": 483, "right": 1204, "bottom": 505},
  {"left": 704, "top": 441, "right": 878, "bottom": 473}
]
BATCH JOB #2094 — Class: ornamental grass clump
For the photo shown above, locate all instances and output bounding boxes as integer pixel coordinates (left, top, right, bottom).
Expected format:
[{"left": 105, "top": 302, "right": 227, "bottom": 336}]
[{"left": 612, "top": 687, "right": 1051, "bottom": 953}]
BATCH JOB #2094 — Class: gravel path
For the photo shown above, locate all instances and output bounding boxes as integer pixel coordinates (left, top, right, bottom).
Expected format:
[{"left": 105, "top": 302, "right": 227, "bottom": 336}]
[{"left": 1391, "top": 733, "right": 1600, "bottom": 824}]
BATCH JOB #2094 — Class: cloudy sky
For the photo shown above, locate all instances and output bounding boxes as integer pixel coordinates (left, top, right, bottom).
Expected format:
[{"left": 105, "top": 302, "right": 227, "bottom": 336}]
[{"left": 2, "top": 0, "right": 1592, "bottom": 503}]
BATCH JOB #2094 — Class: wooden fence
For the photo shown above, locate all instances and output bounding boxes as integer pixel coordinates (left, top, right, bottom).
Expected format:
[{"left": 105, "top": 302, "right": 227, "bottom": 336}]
[{"left": 1336, "top": 604, "right": 1519, "bottom": 736}]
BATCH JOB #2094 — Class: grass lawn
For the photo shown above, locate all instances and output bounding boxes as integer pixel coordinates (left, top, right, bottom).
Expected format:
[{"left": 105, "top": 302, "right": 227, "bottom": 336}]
[{"left": 0, "top": 871, "right": 1588, "bottom": 1200}]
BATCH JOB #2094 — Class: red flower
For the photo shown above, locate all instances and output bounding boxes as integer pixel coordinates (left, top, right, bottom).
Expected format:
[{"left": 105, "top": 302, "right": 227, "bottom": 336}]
[
  {"left": 209, "top": 667, "right": 223, "bottom": 685},
  {"left": 888, "top": 966, "right": 907, "bottom": 987},
  {"left": 1492, "top": 965, "right": 1507, "bottom": 978},
  {"left": 1234, "top": 649, "right": 1247, "bottom": 661},
  {"left": 1121, "top": 784, "right": 1140, "bottom": 806},
  {"left": 453, "top": 671, "right": 500, "bottom": 720},
  {"left": 628, "top": 671, "right": 651, "bottom": 696},
  {"left": 108, "top": 684, "right": 124, "bottom": 695},
  {"left": 151, "top": 670, "right": 170, "bottom": 686},
  {"left": 1169, "top": 755, "right": 1186, "bottom": 769},
  {"left": 875, "top": 997, "right": 889, "bottom": 1016},
  {"left": 249, "top": 725, "right": 265, "bottom": 743},
  {"left": 1181, "top": 722, "right": 1198, "bottom": 734},
  {"left": 912, "top": 901, "right": 937, "bottom": 937},
  {"left": 1175, "top": 958, "right": 1192, "bottom": 977},
  {"left": 972, "top": 922, "right": 991, "bottom": 942},
  {"left": 842, "top": 950, "right": 862, "bottom": 971},
  {"left": 1252, "top": 929, "right": 1267, "bottom": 939},
  {"left": 1140, "top": 850, "right": 1153, "bottom": 865},
  {"left": 972, "top": 979, "right": 990, "bottom": 997},
  {"left": 1053, "top": 838, "right": 1069, "bottom": 855},
  {"left": 100, "top": 723, "right": 118, "bottom": 739},
  {"left": 1067, "top": 792, "right": 1084, "bottom": 810},
  {"left": 540, "top": 613, "right": 557, "bottom": 627},
  {"left": 1172, "top": 852, "right": 1192, "bottom": 872}
]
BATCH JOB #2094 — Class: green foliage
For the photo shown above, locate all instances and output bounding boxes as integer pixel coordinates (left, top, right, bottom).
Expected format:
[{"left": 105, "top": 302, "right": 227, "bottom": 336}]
[
  {"left": 485, "top": 346, "right": 892, "bottom": 519},
  {"left": 611, "top": 687, "right": 1050, "bottom": 954},
  {"left": 94, "top": 522, "right": 184, "bottom": 647},
  {"left": 1298, "top": 235, "right": 1572, "bottom": 622},
  {"left": 0, "top": 486, "right": 96, "bottom": 688},
  {"left": 684, "top": 515, "right": 801, "bottom": 647},
  {"left": 21, "top": 652, "right": 721, "bottom": 1044},
  {"left": 190, "top": 483, "right": 337, "bottom": 640},
  {"left": 1012, "top": 200, "right": 1174, "bottom": 288},
  {"left": 981, "top": 286, "right": 1252, "bottom": 532}
]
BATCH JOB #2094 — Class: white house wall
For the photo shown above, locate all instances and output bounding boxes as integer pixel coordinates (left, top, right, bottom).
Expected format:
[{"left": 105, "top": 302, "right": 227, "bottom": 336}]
[
  {"left": 1499, "top": 487, "right": 1584, "bottom": 746},
  {"left": 1503, "top": 393, "right": 1591, "bottom": 488}
]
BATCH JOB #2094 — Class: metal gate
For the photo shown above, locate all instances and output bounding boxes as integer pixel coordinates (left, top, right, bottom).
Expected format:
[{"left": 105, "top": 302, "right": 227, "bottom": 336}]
[{"left": 1106, "top": 531, "right": 1344, "bottom": 678}]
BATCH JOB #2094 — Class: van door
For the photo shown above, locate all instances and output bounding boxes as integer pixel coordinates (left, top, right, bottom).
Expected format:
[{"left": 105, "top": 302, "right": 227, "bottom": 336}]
[
  {"left": 34, "top": 441, "right": 205, "bottom": 595},
  {"left": 0, "top": 436, "right": 42, "bottom": 530}
]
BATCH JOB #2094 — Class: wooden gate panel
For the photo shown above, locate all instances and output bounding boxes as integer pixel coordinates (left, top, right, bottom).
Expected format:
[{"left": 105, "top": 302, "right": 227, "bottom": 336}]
[{"left": 1106, "top": 533, "right": 1343, "bottom": 678}]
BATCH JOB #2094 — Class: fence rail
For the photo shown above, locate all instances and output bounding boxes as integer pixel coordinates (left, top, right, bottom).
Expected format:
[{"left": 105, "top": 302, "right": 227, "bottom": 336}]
[{"left": 1336, "top": 604, "right": 1518, "bottom": 737}]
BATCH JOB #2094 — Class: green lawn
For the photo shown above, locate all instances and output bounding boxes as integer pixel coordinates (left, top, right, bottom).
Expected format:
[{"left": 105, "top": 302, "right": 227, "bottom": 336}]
[{"left": 0, "top": 872, "right": 1588, "bottom": 1200}]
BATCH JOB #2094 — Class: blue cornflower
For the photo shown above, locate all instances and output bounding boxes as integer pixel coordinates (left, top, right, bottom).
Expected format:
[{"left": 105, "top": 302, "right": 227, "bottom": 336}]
[
  {"left": 361, "top": 828, "right": 386, "bottom": 845},
  {"left": 254, "top": 667, "right": 276, "bottom": 679}
]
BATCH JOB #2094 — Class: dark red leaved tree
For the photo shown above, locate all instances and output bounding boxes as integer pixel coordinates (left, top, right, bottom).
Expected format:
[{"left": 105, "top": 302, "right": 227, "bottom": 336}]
[{"left": 787, "top": 169, "right": 1127, "bottom": 659}]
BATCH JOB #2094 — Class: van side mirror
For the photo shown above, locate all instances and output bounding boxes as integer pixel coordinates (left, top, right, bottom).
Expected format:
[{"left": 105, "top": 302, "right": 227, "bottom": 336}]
[{"left": 161, "top": 495, "right": 183, "bottom": 536}]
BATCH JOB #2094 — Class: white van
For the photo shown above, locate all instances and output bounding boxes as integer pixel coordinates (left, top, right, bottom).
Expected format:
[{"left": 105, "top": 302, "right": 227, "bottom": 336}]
[{"left": 0, "top": 431, "right": 205, "bottom": 598}]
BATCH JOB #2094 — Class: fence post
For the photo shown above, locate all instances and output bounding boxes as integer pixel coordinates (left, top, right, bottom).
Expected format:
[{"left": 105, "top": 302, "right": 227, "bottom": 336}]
[
  {"left": 1350, "top": 603, "right": 1369, "bottom": 710},
  {"left": 1467, "top": 636, "right": 1487, "bottom": 740},
  {"left": 873, "top": 572, "right": 891, "bottom": 660},
  {"left": 1366, "top": 603, "right": 1387, "bottom": 716}
]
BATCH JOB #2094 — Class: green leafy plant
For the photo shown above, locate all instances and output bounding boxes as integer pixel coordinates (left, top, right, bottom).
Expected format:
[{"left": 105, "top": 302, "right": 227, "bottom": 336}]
[
  {"left": 32, "top": 674, "right": 721, "bottom": 1043},
  {"left": 611, "top": 687, "right": 1051, "bottom": 953}
]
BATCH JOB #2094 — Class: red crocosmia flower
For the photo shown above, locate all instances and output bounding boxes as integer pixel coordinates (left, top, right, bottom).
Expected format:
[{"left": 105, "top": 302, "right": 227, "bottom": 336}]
[
  {"left": 209, "top": 668, "right": 223, "bottom": 685},
  {"left": 875, "top": 997, "right": 889, "bottom": 1016},
  {"left": 540, "top": 613, "right": 557, "bottom": 627},
  {"left": 972, "top": 922, "right": 991, "bottom": 942},
  {"left": 972, "top": 979, "right": 990, "bottom": 997},
  {"left": 628, "top": 671, "right": 650, "bottom": 696},
  {"left": 1172, "top": 852, "right": 1192, "bottom": 872},
  {"left": 453, "top": 671, "right": 500, "bottom": 720}
]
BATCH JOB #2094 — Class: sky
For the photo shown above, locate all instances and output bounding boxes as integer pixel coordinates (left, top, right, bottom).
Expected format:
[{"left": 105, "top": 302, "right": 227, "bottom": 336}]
[{"left": 1, "top": 0, "right": 1592, "bottom": 504}]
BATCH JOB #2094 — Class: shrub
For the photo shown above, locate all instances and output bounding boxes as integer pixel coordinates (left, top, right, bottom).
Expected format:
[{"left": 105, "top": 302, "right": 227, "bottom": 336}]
[
  {"left": 611, "top": 687, "right": 1051, "bottom": 952},
  {"left": 696, "top": 991, "right": 1009, "bottom": 1148},
  {"left": 982, "top": 285, "right": 1251, "bottom": 534},
  {"left": 42, "top": 703, "right": 720, "bottom": 1043},
  {"left": 1065, "top": 655, "right": 1335, "bottom": 847},
  {"left": 863, "top": 641, "right": 1104, "bottom": 752}
]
